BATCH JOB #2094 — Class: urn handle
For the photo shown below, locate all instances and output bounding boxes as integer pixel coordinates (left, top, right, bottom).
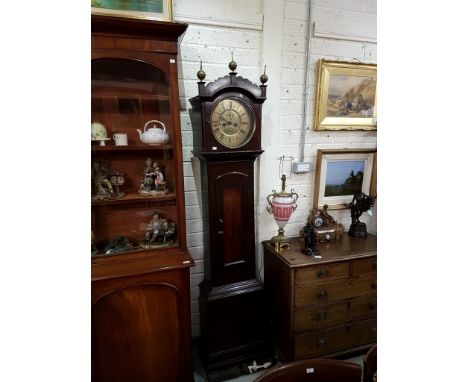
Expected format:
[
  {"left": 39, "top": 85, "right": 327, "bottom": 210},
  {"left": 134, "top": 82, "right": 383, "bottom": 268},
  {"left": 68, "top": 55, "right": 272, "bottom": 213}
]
[
  {"left": 291, "top": 189, "right": 299, "bottom": 211},
  {"left": 266, "top": 190, "right": 276, "bottom": 214}
]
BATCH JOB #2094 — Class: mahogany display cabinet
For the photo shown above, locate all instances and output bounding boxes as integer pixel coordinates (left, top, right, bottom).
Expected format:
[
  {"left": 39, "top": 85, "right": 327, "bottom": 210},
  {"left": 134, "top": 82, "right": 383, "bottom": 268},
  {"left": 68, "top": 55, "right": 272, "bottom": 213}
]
[{"left": 91, "top": 15, "right": 194, "bottom": 382}]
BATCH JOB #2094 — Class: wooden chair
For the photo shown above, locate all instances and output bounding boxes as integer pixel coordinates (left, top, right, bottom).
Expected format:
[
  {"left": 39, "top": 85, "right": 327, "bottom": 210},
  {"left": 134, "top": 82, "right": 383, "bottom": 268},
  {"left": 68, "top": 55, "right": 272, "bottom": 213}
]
[
  {"left": 363, "top": 345, "right": 377, "bottom": 382},
  {"left": 253, "top": 359, "right": 362, "bottom": 382}
]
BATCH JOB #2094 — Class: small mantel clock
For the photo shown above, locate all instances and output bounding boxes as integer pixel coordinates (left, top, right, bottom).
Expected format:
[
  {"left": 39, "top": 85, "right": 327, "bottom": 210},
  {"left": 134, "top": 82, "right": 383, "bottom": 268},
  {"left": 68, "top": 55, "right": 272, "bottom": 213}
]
[{"left": 190, "top": 59, "right": 272, "bottom": 372}]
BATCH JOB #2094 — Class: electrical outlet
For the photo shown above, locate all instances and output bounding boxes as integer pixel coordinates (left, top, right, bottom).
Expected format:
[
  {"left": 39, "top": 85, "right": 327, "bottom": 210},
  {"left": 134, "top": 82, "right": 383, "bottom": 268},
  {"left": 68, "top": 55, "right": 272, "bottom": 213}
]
[{"left": 292, "top": 162, "right": 312, "bottom": 174}]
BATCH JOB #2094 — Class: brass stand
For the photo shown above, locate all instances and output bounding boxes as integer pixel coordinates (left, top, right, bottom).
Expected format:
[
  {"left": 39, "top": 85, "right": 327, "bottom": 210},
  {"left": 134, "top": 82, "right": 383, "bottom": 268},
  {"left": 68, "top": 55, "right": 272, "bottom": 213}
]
[{"left": 270, "top": 228, "right": 291, "bottom": 250}]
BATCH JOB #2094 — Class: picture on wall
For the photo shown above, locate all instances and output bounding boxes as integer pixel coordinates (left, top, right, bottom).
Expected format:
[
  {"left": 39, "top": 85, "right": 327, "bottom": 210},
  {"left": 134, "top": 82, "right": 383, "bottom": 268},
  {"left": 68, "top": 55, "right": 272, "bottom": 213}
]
[
  {"left": 314, "top": 60, "right": 377, "bottom": 131},
  {"left": 314, "top": 149, "right": 376, "bottom": 210},
  {"left": 91, "top": 0, "right": 173, "bottom": 21}
]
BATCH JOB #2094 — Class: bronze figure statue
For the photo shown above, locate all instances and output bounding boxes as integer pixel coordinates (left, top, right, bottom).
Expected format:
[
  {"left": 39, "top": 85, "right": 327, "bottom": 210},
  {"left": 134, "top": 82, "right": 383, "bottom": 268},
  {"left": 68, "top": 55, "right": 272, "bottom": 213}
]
[
  {"left": 301, "top": 223, "right": 320, "bottom": 257},
  {"left": 348, "top": 192, "right": 375, "bottom": 238}
]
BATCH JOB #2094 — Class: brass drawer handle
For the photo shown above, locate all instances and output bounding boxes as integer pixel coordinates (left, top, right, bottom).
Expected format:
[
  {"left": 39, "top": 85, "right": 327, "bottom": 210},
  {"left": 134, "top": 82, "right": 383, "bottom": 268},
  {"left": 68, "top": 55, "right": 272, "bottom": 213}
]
[
  {"left": 317, "top": 269, "right": 329, "bottom": 278},
  {"left": 317, "top": 338, "right": 327, "bottom": 348},
  {"left": 369, "top": 301, "right": 377, "bottom": 310},
  {"left": 316, "top": 312, "right": 327, "bottom": 321},
  {"left": 317, "top": 290, "right": 328, "bottom": 300}
]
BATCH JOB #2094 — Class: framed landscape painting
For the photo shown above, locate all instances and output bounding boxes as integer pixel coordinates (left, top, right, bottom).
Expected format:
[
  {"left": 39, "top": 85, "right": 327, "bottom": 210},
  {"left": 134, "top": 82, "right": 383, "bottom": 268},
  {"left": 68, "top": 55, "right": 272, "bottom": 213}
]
[
  {"left": 314, "top": 149, "right": 376, "bottom": 209},
  {"left": 314, "top": 60, "right": 377, "bottom": 131},
  {"left": 91, "top": 0, "right": 173, "bottom": 22}
]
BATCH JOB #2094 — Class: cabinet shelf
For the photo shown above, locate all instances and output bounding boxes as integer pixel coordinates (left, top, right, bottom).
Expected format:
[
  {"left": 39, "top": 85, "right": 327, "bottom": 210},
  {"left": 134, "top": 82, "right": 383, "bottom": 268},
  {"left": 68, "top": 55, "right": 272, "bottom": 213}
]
[
  {"left": 92, "top": 92, "right": 170, "bottom": 102},
  {"left": 92, "top": 144, "right": 173, "bottom": 152},
  {"left": 92, "top": 192, "right": 176, "bottom": 206}
]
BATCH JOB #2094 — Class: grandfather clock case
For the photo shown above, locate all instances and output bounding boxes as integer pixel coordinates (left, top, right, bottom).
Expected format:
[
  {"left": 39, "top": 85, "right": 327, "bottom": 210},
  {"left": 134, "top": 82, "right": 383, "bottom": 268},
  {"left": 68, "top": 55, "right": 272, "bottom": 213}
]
[{"left": 190, "top": 62, "right": 272, "bottom": 372}]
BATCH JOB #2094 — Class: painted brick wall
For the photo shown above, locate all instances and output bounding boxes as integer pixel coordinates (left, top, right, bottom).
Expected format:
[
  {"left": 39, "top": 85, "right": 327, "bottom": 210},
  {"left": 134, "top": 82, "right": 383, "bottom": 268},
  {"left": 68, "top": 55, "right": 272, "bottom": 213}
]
[
  {"left": 278, "top": 0, "right": 377, "bottom": 240},
  {"left": 175, "top": 0, "right": 264, "bottom": 337},
  {"left": 174, "top": 0, "right": 377, "bottom": 337}
]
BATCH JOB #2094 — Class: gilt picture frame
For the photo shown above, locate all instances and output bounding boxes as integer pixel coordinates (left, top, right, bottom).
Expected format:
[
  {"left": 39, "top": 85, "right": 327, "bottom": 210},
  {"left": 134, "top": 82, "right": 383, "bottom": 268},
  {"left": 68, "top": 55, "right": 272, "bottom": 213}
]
[
  {"left": 313, "top": 149, "right": 377, "bottom": 210},
  {"left": 91, "top": 0, "right": 173, "bottom": 22},
  {"left": 313, "top": 60, "right": 377, "bottom": 131}
]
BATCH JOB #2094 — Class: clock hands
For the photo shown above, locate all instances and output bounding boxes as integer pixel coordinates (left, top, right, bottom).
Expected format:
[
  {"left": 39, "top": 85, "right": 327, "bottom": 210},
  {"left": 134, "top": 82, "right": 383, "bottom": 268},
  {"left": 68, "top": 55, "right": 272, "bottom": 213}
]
[{"left": 220, "top": 116, "right": 232, "bottom": 125}]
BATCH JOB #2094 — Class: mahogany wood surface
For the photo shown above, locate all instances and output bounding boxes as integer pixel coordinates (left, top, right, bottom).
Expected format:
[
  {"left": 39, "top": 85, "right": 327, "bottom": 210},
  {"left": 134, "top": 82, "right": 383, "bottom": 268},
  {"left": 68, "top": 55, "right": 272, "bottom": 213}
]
[
  {"left": 263, "top": 235, "right": 377, "bottom": 362},
  {"left": 199, "top": 279, "right": 271, "bottom": 371},
  {"left": 91, "top": 15, "right": 193, "bottom": 382},
  {"left": 363, "top": 344, "right": 377, "bottom": 382},
  {"left": 92, "top": 267, "right": 193, "bottom": 382},
  {"left": 191, "top": 67, "right": 272, "bottom": 371},
  {"left": 253, "top": 358, "right": 362, "bottom": 382},
  {"left": 190, "top": 74, "right": 267, "bottom": 154}
]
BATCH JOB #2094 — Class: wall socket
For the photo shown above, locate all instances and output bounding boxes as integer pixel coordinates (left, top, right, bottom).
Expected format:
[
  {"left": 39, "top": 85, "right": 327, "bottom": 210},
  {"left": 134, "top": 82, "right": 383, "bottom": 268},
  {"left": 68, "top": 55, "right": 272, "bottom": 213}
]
[{"left": 292, "top": 162, "right": 312, "bottom": 174}]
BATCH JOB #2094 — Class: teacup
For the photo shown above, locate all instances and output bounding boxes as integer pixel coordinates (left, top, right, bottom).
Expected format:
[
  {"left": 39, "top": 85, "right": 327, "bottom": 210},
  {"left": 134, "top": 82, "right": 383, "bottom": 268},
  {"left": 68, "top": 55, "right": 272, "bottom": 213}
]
[{"left": 113, "top": 133, "right": 128, "bottom": 146}]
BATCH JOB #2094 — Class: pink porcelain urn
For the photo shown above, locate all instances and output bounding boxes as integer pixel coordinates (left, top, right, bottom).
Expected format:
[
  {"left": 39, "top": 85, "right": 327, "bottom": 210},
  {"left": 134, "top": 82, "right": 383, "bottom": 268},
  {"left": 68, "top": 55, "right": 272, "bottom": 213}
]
[{"left": 267, "top": 174, "right": 298, "bottom": 249}]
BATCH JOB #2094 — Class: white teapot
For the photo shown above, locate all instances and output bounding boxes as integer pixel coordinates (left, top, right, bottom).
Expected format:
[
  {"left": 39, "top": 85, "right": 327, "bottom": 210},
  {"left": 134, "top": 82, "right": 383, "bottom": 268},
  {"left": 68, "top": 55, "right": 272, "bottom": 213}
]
[{"left": 137, "top": 120, "right": 169, "bottom": 145}]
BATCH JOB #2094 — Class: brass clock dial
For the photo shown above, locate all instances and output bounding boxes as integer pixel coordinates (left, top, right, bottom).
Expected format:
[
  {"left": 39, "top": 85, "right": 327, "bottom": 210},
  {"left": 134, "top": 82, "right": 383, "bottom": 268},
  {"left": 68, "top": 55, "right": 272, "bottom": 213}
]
[{"left": 210, "top": 97, "right": 255, "bottom": 148}]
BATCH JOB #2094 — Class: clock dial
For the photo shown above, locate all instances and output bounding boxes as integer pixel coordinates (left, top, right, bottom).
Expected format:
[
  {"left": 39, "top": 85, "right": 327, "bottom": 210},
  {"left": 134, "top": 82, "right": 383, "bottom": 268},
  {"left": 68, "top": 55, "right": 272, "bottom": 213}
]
[
  {"left": 314, "top": 217, "right": 323, "bottom": 227},
  {"left": 210, "top": 98, "right": 255, "bottom": 148}
]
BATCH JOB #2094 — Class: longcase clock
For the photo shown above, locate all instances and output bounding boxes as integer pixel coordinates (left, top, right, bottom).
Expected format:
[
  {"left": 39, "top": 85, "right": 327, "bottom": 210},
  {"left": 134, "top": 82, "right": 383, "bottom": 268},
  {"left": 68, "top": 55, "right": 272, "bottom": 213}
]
[{"left": 190, "top": 60, "right": 272, "bottom": 373}]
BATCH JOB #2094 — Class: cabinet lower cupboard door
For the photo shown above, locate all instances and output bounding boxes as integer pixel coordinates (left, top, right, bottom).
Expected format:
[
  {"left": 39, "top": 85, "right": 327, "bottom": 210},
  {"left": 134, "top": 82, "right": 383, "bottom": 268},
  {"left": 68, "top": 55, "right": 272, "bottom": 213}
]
[{"left": 92, "top": 281, "right": 187, "bottom": 382}]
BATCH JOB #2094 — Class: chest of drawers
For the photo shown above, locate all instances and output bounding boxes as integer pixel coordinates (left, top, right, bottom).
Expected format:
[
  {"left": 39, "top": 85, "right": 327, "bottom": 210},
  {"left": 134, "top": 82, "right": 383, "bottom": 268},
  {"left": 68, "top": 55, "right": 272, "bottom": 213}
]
[{"left": 263, "top": 235, "right": 377, "bottom": 361}]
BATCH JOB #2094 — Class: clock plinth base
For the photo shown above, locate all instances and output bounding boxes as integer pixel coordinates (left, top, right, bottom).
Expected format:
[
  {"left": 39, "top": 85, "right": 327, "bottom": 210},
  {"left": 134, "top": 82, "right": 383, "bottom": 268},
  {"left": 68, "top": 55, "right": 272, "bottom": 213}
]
[
  {"left": 199, "top": 278, "right": 273, "bottom": 373},
  {"left": 348, "top": 222, "right": 368, "bottom": 238}
]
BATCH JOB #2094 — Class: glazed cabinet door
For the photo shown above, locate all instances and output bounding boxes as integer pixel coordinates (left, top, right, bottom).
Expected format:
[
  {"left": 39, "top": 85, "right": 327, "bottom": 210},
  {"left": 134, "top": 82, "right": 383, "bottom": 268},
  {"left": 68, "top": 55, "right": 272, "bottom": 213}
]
[{"left": 91, "top": 56, "right": 185, "bottom": 257}]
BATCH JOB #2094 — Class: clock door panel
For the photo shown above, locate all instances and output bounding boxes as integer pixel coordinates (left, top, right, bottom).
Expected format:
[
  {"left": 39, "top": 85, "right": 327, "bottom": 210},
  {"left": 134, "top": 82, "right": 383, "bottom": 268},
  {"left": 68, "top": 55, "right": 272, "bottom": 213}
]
[{"left": 208, "top": 162, "right": 256, "bottom": 285}]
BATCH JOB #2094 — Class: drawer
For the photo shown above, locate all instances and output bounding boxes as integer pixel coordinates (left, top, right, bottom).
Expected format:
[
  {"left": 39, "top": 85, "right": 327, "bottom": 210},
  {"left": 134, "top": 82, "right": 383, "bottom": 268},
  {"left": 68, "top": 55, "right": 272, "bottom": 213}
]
[
  {"left": 352, "top": 257, "right": 377, "bottom": 276},
  {"left": 295, "top": 262, "right": 349, "bottom": 285},
  {"left": 295, "top": 275, "right": 377, "bottom": 307},
  {"left": 294, "top": 294, "right": 377, "bottom": 333},
  {"left": 294, "top": 318, "right": 377, "bottom": 359}
]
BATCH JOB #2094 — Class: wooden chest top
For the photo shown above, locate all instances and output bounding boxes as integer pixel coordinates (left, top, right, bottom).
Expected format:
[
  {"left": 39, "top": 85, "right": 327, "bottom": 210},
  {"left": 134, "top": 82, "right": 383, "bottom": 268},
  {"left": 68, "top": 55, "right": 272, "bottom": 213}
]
[{"left": 263, "top": 234, "right": 377, "bottom": 268}]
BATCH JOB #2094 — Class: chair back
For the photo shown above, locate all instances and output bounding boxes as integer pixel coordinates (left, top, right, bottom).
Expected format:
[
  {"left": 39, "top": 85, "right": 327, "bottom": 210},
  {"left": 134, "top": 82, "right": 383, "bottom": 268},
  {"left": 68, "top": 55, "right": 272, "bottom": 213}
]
[
  {"left": 363, "top": 345, "right": 377, "bottom": 382},
  {"left": 254, "top": 359, "right": 362, "bottom": 382}
]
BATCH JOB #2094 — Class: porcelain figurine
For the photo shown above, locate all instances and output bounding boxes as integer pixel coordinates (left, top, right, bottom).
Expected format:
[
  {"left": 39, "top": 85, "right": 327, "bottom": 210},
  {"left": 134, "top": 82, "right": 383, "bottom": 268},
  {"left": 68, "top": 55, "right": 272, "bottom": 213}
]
[
  {"left": 92, "top": 161, "right": 114, "bottom": 200},
  {"left": 138, "top": 158, "right": 169, "bottom": 196},
  {"left": 141, "top": 212, "right": 176, "bottom": 249},
  {"left": 109, "top": 170, "right": 125, "bottom": 198},
  {"left": 137, "top": 120, "right": 169, "bottom": 145}
]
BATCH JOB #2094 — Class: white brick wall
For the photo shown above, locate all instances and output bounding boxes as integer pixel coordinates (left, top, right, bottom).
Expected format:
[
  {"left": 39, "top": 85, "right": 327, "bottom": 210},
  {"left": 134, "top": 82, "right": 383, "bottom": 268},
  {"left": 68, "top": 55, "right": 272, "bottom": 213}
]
[
  {"left": 277, "top": 0, "right": 377, "bottom": 241},
  {"left": 175, "top": 0, "right": 377, "bottom": 337}
]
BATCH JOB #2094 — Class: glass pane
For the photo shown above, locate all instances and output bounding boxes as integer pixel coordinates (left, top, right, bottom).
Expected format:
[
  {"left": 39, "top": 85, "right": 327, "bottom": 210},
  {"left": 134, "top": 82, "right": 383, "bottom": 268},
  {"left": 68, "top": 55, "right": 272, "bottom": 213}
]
[{"left": 91, "top": 58, "right": 178, "bottom": 257}]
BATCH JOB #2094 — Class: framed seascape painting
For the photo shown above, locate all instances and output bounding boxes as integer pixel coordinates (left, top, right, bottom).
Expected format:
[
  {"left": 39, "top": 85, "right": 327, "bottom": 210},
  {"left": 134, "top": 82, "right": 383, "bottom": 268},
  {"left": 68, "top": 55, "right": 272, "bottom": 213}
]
[
  {"left": 314, "top": 149, "right": 376, "bottom": 210},
  {"left": 91, "top": 0, "right": 173, "bottom": 22},
  {"left": 314, "top": 60, "right": 377, "bottom": 131}
]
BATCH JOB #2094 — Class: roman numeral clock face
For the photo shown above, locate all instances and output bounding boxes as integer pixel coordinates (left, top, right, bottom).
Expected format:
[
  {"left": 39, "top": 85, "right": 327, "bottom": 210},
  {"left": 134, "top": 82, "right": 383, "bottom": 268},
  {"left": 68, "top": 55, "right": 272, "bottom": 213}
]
[{"left": 210, "top": 98, "right": 255, "bottom": 149}]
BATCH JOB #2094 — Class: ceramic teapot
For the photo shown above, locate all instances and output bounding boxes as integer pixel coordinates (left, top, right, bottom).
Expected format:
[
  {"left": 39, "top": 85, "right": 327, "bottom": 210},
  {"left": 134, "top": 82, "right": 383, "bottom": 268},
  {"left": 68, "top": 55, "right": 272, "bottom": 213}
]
[{"left": 137, "top": 120, "right": 169, "bottom": 145}]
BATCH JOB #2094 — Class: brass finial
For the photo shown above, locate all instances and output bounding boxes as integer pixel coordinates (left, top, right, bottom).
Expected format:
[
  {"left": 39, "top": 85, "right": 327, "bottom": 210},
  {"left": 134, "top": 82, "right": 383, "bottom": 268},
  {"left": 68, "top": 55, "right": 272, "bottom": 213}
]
[
  {"left": 197, "top": 60, "right": 206, "bottom": 81},
  {"left": 228, "top": 52, "right": 237, "bottom": 72},
  {"left": 260, "top": 65, "right": 268, "bottom": 84}
]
